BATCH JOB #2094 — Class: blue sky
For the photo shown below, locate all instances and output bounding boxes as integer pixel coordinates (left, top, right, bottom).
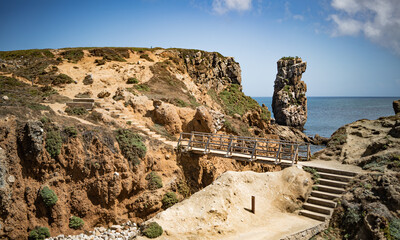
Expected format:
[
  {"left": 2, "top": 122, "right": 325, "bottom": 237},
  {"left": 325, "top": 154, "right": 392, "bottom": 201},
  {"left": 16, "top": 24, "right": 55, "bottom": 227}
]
[{"left": 1, "top": 0, "right": 400, "bottom": 97}]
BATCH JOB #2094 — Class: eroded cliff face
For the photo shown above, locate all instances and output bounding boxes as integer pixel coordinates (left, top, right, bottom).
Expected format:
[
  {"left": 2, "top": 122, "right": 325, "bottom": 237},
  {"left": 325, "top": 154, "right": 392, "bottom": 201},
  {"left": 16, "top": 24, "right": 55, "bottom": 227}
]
[
  {"left": 0, "top": 48, "right": 277, "bottom": 239},
  {"left": 272, "top": 58, "right": 307, "bottom": 129}
]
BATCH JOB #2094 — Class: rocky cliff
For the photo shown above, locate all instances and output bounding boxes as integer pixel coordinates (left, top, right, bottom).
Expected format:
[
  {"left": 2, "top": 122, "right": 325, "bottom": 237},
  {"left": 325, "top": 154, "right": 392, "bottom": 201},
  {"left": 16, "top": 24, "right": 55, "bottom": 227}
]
[
  {"left": 0, "top": 47, "right": 280, "bottom": 239},
  {"left": 312, "top": 103, "right": 400, "bottom": 240},
  {"left": 272, "top": 57, "right": 307, "bottom": 130}
]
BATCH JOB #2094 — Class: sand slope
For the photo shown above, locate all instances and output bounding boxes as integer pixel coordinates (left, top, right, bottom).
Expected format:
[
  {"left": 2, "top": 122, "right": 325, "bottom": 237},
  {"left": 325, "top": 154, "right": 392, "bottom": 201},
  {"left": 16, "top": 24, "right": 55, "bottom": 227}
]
[{"left": 140, "top": 167, "right": 320, "bottom": 240}]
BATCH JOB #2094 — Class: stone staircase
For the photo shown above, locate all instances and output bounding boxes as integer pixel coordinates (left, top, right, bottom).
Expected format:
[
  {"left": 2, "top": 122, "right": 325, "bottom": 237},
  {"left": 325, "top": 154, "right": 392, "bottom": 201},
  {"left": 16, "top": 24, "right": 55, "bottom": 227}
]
[
  {"left": 299, "top": 166, "right": 357, "bottom": 221},
  {"left": 99, "top": 100, "right": 177, "bottom": 148},
  {"left": 66, "top": 98, "right": 94, "bottom": 110}
]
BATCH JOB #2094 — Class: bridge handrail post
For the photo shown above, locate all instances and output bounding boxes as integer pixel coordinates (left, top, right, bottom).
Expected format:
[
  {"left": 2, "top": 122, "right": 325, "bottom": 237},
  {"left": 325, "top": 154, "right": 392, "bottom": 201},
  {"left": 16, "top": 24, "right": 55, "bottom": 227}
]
[
  {"left": 293, "top": 145, "right": 299, "bottom": 164},
  {"left": 250, "top": 141, "right": 257, "bottom": 161},
  {"left": 226, "top": 136, "right": 233, "bottom": 157},
  {"left": 204, "top": 135, "right": 211, "bottom": 154},
  {"left": 187, "top": 132, "right": 194, "bottom": 151},
  {"left": 275, "top": 144, "right": 281, "bottom": 164},
  {"left": 177, "top": 133, "right": 183, "bottom": 149}
]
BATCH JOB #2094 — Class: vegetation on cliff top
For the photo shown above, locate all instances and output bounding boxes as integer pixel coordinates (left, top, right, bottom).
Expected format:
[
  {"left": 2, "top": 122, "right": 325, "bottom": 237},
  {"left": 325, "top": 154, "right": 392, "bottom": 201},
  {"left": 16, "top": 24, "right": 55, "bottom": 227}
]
[{"left": 219, "top": 84, "right": 270, "bottom": 119}]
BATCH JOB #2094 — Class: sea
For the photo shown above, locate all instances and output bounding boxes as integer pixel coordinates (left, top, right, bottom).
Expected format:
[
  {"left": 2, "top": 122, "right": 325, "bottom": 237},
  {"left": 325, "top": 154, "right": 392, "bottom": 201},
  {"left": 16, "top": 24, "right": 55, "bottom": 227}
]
[{"left": 254, "top": 97, "right": 399, "bottom": 152}]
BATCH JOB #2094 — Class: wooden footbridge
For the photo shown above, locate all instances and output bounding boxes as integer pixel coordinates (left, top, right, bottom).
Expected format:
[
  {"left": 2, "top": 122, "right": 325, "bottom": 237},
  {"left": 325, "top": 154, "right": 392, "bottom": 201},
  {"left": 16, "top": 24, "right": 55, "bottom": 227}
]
[{"left": 177, "top": 132, "right": 311, "bottom": 165}]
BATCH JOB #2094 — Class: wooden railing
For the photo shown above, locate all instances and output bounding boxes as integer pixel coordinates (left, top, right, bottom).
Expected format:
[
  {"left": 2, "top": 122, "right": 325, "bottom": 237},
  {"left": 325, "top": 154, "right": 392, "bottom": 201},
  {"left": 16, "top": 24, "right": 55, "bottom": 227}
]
[{"left": 177, "top": 132, "right": 311, "bottom": 165}]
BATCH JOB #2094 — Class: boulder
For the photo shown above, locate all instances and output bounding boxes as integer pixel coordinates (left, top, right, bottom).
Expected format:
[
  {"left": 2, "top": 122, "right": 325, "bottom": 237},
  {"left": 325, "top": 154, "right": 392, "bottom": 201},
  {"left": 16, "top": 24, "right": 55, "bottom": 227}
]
[
  {"left": 153, "top": 102, "right": 182, "bottom": 134},
  {"left": 191, "top": 106, "right": 214, "bottom": 133},
  {"left": 128, "top": 95, "right": 154, "bottom": 115},
  {"left": 393, "top": 100, "right": 400, "bottom": 114},
  {"left": 83, "top": 74, "right": 93, "bottom": 85},
  {"left": 113, "top": 87, "right": 125, "bottom": 101},
  {"left": 97, "top": 90, "right": 111, "bottom": 98},
  {"left": 272, "top": 58, "right": 307, "bottom": 130}
]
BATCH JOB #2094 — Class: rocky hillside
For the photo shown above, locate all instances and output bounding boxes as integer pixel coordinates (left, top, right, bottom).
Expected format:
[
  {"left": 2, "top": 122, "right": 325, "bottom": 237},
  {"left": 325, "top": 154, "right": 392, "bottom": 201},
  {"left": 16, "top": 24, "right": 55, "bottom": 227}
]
[
  {"left": 312, "top": 103, "right": 400, "bottom": 240},
  {"left": 272, "top": 57, "right": 307, "bottom": 130},
  {"left": 0, "top": 47, "right": 288, "bottom": 239}
]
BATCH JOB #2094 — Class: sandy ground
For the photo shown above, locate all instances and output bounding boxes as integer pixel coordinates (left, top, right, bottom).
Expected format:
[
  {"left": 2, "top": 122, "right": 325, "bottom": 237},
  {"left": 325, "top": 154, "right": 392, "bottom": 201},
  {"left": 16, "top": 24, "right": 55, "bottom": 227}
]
[{"left": 137, "top": 167, "right": 320, "bottom": 240}]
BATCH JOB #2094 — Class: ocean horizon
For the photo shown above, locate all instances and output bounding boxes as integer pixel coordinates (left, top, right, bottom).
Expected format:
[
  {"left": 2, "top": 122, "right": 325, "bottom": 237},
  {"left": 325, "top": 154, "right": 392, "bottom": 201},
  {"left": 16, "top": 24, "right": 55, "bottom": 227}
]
[{"left": 253, "top": 96, "right": 399, "bottom": 138}]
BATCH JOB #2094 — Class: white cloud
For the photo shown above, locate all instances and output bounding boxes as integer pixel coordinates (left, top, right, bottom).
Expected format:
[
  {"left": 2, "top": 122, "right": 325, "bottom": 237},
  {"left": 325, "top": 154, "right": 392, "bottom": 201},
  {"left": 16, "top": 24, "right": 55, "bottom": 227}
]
[
  {"left": 212, "top": 0, "right": 252, "bottom": 14},
  {"left": 330, "top": 15, "right": 362, "bottom": 36},
  {"left": 329, "top": 0, "right": 400, "bottom": 54}
]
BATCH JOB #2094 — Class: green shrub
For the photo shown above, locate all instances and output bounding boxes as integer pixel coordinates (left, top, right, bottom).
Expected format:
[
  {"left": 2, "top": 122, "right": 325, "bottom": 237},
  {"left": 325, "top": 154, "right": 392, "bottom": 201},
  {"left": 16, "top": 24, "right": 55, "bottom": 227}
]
[
  {"left": 140, "top": 54, "right": 154, "bottom": 62},
  {"left": 0, "top": 49, "right": 54, "bottom": 60},
  {"left": 343, "top": 206, "right": 361, "bottom": 225},
  {"left": 64, "top": 126, "right": 77, "bottom": 138},
  {"left": 142, "top": 222, "right": 163, "bottom": 238},
  {"left": 40, "top": 116, "right": 50, "bottom": 124},
  {"left": 178, "top": 181, "right": 190, "bottom": 198},
  {"left": 45, "top": 130, "right": 62, "bottom": 158},
  {"left": 173, "top": 98, "right": 187, "bottom": 107},
  {"left": 303, "top": 167, "right": 320, "bottom": 184},
  {"left": 134, "top": 84, "right": 150, "bottom": 92},
  {"left": 115, "top": 129, "right": 147, "bottom": 166},
  {"left": 280, "top": 56, "right": 300, "bottom": 60},
  {"left": 69, "top": 216, "right": 84, "bottom": 229},
  {"left": 283, "top": 85, "right": 291, "bottom": 93},
  {"left": 127, "top": 77, "right": 139, "bottom": 84},
  {"left": 65, "top": 107, "right": 88, "bottom": 116},
  {"left": 388, "top": 218, "right": 400, "bottom": 240},
  {"left": 40, "top": 186, "right": 58, "bottom": 207},
  {"left": 62, "top": 49, "right": 84, "bottom": 63},
  {"left": 146, "top": 171, "right": 163, "bottom": 190},
  {"left": 219, "top": 84, "right": 270, "bottom": 119},
  {"left": 28, "top": 226, "right": 50, "bottom": 240},
  {"left": 53, "top": 74, "right": 74, "bottom": 85},
  {"left": 162, "top": 192, "right": 178, "bottom": 209},
  {"left": 28, "top": 103, "right": 51, "bottom": 111}
]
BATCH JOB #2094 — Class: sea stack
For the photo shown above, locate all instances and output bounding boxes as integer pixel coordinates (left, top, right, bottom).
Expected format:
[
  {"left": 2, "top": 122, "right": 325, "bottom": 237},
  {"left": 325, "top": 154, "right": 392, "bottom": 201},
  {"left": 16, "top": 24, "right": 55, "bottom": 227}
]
[{"left": 272, "top": 57, "right": 307, "bottom": 130}]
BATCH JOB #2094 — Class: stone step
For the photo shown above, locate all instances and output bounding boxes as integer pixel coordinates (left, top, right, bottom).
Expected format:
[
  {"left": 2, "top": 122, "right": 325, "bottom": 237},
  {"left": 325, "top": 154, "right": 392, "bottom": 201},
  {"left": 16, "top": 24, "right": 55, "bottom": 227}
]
[
  {"left": 307, "top": 197, "right": 337, "bottom": 208},
  {"left": 302, "top": 203, "right": 332, "bottom": 215},
  {"left": 318, "top": 172, "right": 353, "bottom": 182},
  {"left": 314, "top": 185, "right": 345, "bottom": 194},
  {"left": 319, "top": 178, "right": 348, "bottom": 189},
  {"left": 299, "top": 210, "right": 328, "bottom": 221},
  {"left": 312, "top": 166, "right": 357, "bottom": 177},
  {"left": 73, "top": 98, "right": 95, "bottom": 103},
  {"left": 311, "top": 190, "right": 341, "bottom": 201},
  {"left": 66, "top": 102, "right": 93, "bottom": 110}
]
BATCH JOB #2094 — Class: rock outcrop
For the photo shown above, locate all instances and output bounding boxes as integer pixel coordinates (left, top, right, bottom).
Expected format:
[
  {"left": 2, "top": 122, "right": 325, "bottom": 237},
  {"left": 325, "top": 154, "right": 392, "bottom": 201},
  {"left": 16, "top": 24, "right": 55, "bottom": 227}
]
[
  {"left": 152, "top": 101, "right": 183, "bottom": 134},
  {"left": 178, "top": 50, "right": 241, "bottom": 92},
  {"left": 394, "top": 99, "right": 400, "bottom": 114},
  {"left": 272, "top": 58, "right": 307, "bottom": 129}
]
